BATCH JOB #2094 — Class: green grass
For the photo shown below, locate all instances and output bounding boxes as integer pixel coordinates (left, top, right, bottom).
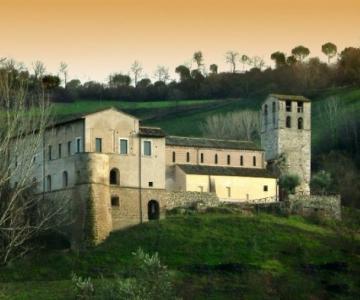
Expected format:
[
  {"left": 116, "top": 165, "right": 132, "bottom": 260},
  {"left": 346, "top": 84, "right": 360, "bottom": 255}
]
[{"left": 1, "top": 212, "right": 359, "bottom": 299}]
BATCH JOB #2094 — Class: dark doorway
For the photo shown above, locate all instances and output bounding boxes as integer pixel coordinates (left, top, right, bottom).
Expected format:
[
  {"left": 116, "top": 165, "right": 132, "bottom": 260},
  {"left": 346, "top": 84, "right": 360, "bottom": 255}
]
[{"left": 148, "top": 200, "right": 160, "bottom": 220}]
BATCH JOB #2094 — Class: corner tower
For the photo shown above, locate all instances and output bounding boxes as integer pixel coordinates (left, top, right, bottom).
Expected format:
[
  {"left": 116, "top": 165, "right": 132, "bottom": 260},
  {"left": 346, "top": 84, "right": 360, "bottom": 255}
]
[{"left": 260, "top": 94, "right": 311, "bottom": 194}]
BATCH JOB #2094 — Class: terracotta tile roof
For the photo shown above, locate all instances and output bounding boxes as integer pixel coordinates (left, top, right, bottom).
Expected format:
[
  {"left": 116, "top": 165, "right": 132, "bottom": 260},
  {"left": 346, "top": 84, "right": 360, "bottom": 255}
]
[
  {"left": 166, "top": 136, "right": 262, "bottom": 151},
  {"left": 177, "top": 164, "right": 276, "bottom": 178},
  {"left": 139, "top": 126, "right": 166, "bottom": 137},
  {"left": 270, "top": 94, "right": 310, "bottom": 102}
]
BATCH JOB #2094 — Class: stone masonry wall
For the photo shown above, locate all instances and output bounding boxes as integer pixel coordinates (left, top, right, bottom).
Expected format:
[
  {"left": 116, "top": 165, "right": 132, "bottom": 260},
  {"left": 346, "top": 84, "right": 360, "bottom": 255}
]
[
  {"left": 287, "top": 194, "right": 341, "bottom": 220},
  {"left": 165, "top": 191, "right": 220, "bottom": 210}
]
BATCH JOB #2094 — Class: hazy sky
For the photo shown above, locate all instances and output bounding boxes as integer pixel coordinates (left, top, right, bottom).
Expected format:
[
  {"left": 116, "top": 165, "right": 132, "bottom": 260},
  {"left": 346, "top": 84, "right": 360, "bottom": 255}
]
[{"left": 1, "top": 0, "right": 360, "bottom": 83}]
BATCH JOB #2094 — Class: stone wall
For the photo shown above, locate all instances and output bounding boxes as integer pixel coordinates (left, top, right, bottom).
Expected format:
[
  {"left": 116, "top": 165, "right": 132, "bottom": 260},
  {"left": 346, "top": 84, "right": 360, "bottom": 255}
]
[
  {"left": 286, "top": 194, "right": 341, "bottom": 220},
  {"left": 165, "top": 191, "right": 219, "bottom": 210}
]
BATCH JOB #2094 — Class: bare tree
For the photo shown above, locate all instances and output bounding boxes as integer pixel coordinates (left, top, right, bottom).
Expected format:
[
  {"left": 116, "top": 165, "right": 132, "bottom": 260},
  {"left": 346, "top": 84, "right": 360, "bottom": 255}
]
[
  {"left": 240, "top": 55, "right": 250, "bottom": 71},
  {"left": 59, "top": 62, "right": 69, "bottom": 87},
  {"left": 225, "top": 51, "right": 239, "bottom": 73},
  {"left": 251, "top": 56, "right": 266, "bottom": 70},
  {"left": 32, "top": 61, "right": 46, "bottom": 80},
  {"left": 320, "top": 96, "right": 344, "bottom": 146},
  {"left": 0, "top": 59, "right": 69, "bottom": 264},
  {"left": 200, "top": 110, "right": 260, "bottom": 141},
  {"left": 153, "top": 65, "right": 170, "bottom": 83},
  {"left": 130, "top": 61, "right": 143, "bottom": 86}
]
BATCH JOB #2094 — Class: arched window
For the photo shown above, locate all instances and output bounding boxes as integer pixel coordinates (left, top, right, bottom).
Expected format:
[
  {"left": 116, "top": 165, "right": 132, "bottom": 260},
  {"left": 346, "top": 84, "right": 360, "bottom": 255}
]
[
  {"left": 46, "top": 175, "right": 52, "bottom": 192},
  {"left": 110, "top": 168, "right": 120, "bottom": 185},
  {"left": 298, "top": 117, "right": 303, "bottom": 130},
  {"left": 227, "top": 155, "right": 231, "bottom": 165},
  {"left": 253, "top": 156, "right": 257, "bottom": 166},
  {"left": 286, "top": 116, "right": 291, "bottom": 128},
  {"left": 214, "top": 154, "right": 218, "bottom": 164},
  {"left": 240, "top": 155, "right": 244, "bottom": 166},
  {"left": 200, "top": 153, "right": 204, "bottom": 163},
  {"left": 186, "top": 152, "right": 190, "bottom": 162},
  {"left": 62, "top": 171, "right": 68, "bottom": 188},
  {"left": 172, "top": 151, "right": 176, "bottom": 163},
  {"left": 264, "top": 104, "right": 268, "bottom": 115}
]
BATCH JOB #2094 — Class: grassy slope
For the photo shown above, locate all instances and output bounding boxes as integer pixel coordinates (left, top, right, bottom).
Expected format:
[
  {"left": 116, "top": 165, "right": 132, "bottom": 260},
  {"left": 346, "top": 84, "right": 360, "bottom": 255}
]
[{"left": 1, "top": 212, "right": 359, "bottom": 299}]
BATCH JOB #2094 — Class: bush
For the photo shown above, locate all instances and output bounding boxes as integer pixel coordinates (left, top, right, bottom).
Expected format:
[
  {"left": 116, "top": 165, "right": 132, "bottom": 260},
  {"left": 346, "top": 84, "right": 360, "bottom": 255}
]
[
  {"left": 279, "top": 174, "right": 300, "bottom": 195},
  {"left": 71, "top": 272, "right": 95, "bottom": 300},
  {"left": 311, "top": 170, "right": 332, "bottom": 195},
  {"left": 71, "top": 248, "right": 178, "bottom": 300}
]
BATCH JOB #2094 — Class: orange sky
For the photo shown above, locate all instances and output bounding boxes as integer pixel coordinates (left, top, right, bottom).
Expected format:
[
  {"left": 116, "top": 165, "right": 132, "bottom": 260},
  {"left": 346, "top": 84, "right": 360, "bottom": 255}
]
[{"left": 1, "top": 0, "right": 360, "bottom": 82}]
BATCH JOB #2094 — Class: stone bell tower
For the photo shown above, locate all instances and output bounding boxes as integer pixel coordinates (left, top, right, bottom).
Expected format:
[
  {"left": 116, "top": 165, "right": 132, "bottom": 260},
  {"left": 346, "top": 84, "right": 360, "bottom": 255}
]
[{"left": 260, "top": 94, "right": 311, "bottom": 195}]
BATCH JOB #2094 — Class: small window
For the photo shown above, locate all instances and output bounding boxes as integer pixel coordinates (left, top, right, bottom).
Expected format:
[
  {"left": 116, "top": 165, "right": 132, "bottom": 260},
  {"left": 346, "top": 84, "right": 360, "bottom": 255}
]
[
  {"left": 253, "top": 156, "right": 257, "bottom": 166},
  {"left": 46, "top": 175, "right": 52, "bottom": 192},
  {"left": 186, "top": 152, "right": 190, "bottom": 162},
  {"left": 298, "top": 117, "right": 303, "bottom": 130},
  {"left": 67, "top": 141, "right": 72, "bottom": 156},
  {"left": 143, "top": 140, "right": 152, "bottom": 156},
  {"left": 95, "top": 138, "right": 102, "bottom": 153},
  {"left": 200, "top": 153, "right": 204, "bottom": 163},
  {"left": 214, "top": 154, "right": 218, "bottom": 164},
  {"left": 272, "top": 102, "right": 276, "bottom": 113},
  {"left": 264, "top": 104, "right": 268, "bottom": 115},
  {"left": 226, "top": 187, "right": 231, "bottom": 198},
  {"left": 48, "top": 145, "right": 52, "bottom": 160},
  {"left": 172, "top": 151, "right": 176, "bottom": 163},
  {"left": 120, "top": 139, "right": 128, "bottom": 155},
  {"left": 227, "top": 155, "right": 231, "bottom": 165},
  {"left": 76, "top": 138, "right": 82, "bottom": 153},
  {"left": 148, "top": 181, "right": 153, "bottom": 187},
  {"left": 286, "top": 100, "right": 292, "bottom": 112},
  {"left": 263, "top": 185, "right": 268, "bottom": 192},
  {"left": 63, "top": 171, "right": 68, "bottom": 188},
  {"left": 286, "top": 116, "right": 291, "bottom": 128},
  {"left": 111, "top": 196, "right": 119, "bottom": 207},
  {"left": 240, "top": 155, "right": 244, "bottom": 166},
  {"left": 58, "top": 144, "right": 62, "bottom": 158}
]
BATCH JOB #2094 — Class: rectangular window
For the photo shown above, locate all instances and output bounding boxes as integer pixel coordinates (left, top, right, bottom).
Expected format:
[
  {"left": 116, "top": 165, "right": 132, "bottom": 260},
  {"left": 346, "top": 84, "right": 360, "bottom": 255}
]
[
  {"left": 253, "top": 156, "right": 257, "bottom": 166},
  {"left": 95, "top": 138, "right": 102, "bottom": 153},
  {"left": 172, "top": 151, "right": 176, "bottom": 163},
  {"left": 263, "top": 185, "right": 268, "bottom": 192},
  {"left": 240, "top": 155, "right": 244, "bottom": 166},
  {"left": 67, "top": 141, "right": 72, "bottom": 156},
  {"left": 200, "top": 153, "right": 204, "bottom": 163},
  {"left": 227, "top": 155, "right": 231, "bottom": 165},
  {"left": 58, "top": 144, "right": 62, "bottom": 158},
  {"left": 297, "top": 101, "right": 304, "bottom": 113},
  {"left": 76, "top": 138, "right": 82, "bottom": 153},
  {"left": 143, "top": 140, "right": 152, "bottom": 156},
  {"left": 226, "top": 187, "right": 231, "bottom": 198},
  {"left": 148, "top": 181, "right": 153, "bottom": 187},
  {"left": 119, "top": 139, "right": 128, "bottom": 155},
  {"left": 48, "top": 145, "right": 52, "bottom": 160}
]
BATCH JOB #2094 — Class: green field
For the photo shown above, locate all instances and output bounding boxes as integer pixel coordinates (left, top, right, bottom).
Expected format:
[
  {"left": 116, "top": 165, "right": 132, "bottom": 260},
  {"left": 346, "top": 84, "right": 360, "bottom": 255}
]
[{"left": 1, "top": 211, "right": 359, "bottom": 299}]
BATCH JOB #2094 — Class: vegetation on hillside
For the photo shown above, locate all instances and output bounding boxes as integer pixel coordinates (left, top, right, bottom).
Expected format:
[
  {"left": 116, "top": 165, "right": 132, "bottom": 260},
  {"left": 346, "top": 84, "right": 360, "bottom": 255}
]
[{"left": 0, "top": 211, "right": 359, "bottom": 299}]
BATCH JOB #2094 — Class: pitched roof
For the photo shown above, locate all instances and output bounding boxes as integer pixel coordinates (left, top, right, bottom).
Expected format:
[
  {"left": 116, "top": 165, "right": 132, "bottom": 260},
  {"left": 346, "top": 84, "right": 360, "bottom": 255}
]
[
  {"left": 269, "top": 94, "right": 310, "bottom": 102},
  {"left": 139, "top": 126, "right": 166, "bottom": 138},
  {"left": 177, "top": 164, "right": 276, "bottom": 178},
  {"left": 51, "top": 107, "right": 138, "bottom": 127},
  {"left": 166, "top": 136, "right": 262, "bottom": 151}
]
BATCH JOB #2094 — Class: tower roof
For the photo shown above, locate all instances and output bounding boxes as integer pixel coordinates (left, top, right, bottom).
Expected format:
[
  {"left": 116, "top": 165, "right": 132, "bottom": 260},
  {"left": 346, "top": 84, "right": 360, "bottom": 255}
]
[{"left": 269, "top": 94, "right": 310, "bottom": 102}]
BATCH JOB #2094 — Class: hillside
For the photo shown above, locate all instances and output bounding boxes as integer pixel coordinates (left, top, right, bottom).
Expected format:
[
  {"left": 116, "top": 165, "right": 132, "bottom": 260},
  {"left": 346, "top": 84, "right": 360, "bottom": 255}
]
[
  {"left": 0, "top": 211, "right": 359, "bottom": 299},
  {"left": 51, "top": 87, "right": 360, "bottom": 144}
]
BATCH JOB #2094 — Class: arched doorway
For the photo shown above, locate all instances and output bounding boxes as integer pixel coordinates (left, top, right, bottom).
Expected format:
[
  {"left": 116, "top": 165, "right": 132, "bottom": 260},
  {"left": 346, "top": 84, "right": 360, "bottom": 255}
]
[{"left": 148, "top": 200, "right": 160, "bottom": 220}]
